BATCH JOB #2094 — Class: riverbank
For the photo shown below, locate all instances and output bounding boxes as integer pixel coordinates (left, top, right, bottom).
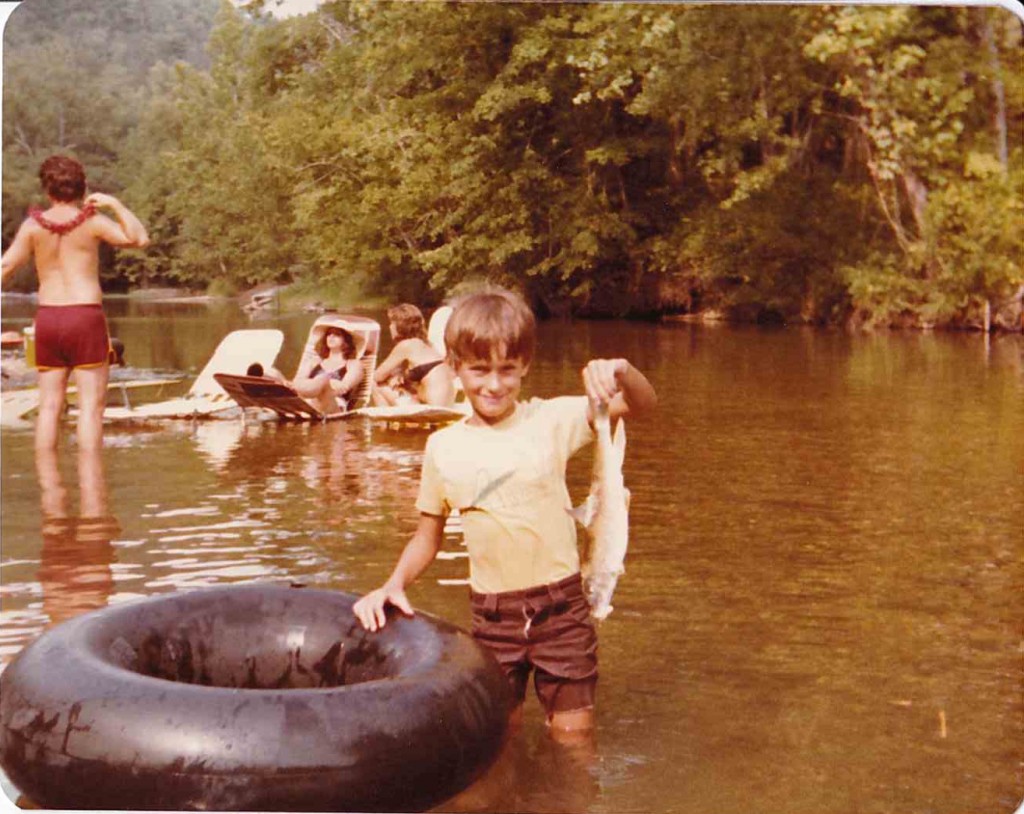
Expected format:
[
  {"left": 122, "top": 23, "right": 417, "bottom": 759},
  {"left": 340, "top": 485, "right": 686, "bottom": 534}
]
[
  {"left": 124, "top": 288, "right": 220, "bottom": 304},
  {"left": 659, "top": 309, "right": 1024, "bottom": 334},
  {"left": 117, "top": 278, "right": 390, "bottom": 314},
  {"left": 3, "top": 285, "right": 1020, "bottom": 334}
]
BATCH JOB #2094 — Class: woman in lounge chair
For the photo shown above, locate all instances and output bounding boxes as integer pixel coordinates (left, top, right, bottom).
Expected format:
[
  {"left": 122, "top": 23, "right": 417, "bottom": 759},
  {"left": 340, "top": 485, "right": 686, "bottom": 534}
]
[
  {"left": 290, "top": 325, "right": 364, "bottom": 414},
  {"left": 371, "top": 304, "right": 455, "bottom": 407}
]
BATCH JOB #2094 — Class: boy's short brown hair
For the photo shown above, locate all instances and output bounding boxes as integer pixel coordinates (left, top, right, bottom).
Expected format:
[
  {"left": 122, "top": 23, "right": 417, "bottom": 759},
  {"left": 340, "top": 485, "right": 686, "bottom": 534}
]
[
  {"left": 444, "top": 288, "right": 536, "bottom": 366},
  {"left": 39, "top": 155, "right": 87, "bottom": 203},
  {"left": 387, "top": 303, "right": 427, "bottom": 341}
]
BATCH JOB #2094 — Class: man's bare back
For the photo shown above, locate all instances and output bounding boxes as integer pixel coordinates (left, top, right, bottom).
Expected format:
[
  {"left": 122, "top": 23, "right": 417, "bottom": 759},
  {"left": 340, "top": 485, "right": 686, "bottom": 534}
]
[
  {"left": 0, "top": 156, "right": 149, "bottom": 451},
  {"left": 4, "top": 192, "right": 146, "bottom": 305},
  {"left": 25, "top": 202, "right": 104, "bottom": 305}
]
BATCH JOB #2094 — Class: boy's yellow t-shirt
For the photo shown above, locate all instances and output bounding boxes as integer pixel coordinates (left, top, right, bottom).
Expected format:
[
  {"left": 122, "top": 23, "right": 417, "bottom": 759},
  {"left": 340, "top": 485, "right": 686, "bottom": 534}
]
[{"left": 416, "top": 396, "right": 594, "bottom": 594}]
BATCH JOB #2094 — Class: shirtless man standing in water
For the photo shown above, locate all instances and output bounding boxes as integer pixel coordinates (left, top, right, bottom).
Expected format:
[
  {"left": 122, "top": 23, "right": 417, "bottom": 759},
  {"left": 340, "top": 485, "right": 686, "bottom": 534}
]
[{"left": 1, "top": 155, "right": 149, "bottom": 451}]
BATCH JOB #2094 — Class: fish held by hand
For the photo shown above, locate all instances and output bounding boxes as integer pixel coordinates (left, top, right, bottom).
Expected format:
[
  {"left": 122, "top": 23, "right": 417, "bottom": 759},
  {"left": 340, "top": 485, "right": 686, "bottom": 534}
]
[{"left": 569, "top": 401, "right": 630, "bottom": 621}]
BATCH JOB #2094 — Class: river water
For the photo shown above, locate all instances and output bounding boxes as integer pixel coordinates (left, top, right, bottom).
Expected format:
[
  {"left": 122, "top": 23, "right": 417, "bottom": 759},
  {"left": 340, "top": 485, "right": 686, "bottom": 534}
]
[{"left": 1, "top": 297, "right": 1021, "bottom": 814}]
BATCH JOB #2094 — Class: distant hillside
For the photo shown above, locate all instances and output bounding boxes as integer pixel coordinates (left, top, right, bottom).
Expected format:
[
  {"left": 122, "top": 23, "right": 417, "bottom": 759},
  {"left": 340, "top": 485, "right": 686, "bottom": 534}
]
[{"left": 4, "top": 0, "right": 220, "bottom": 74}]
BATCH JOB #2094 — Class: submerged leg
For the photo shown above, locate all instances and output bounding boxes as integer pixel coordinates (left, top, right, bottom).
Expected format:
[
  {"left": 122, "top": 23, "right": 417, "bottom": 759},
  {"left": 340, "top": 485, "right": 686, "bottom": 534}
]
[
  {"left": 35, "top": 367, "right": 70, "bottom": 451},
  {"left": 548, "top": 707, "right": 595, "bottom": 738},
  {"left": 72, "top": 363, "right": 109, "bottom": 451}
]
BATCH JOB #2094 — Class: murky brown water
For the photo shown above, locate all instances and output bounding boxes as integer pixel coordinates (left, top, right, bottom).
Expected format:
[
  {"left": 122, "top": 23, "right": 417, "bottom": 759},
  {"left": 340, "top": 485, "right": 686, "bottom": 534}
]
[{"left": 2, "top": 298, "right": 1022, "bottom": 813}]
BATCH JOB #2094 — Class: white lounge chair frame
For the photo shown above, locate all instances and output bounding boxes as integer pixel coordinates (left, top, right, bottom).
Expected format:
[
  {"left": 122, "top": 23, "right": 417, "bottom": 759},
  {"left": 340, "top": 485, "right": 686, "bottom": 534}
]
[{"left": 102, "top": 329, "right": 285, "bottom": 420}]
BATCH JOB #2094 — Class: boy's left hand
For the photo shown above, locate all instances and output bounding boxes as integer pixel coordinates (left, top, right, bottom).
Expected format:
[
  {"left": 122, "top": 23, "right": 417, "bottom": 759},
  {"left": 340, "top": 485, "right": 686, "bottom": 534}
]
[{"left": 583, "top": 358, "right": 627, "bottom": 405}]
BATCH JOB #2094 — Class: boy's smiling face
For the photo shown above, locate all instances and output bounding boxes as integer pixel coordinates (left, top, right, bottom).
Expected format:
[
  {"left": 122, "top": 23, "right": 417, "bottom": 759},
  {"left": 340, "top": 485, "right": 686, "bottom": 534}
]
[{"left": 455, "top": 348, "right": 529, "bottom": 425}]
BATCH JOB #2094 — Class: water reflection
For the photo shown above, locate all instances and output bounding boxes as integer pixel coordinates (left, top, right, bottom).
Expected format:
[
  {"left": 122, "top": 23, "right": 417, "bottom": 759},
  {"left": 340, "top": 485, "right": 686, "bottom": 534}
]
[
  {"left": 440, "top": 723, "right": 599, "bottom": 814},
  {"left": 190, "top": 420, "right": 245, "bottom": 470},
  {"left": 35, "top": 445, "right": 118, "bottom": 627},
  {"left": 105, "top": 419, "right": 432, "bottom": 595},
  {"left": 1, "top": 307, "right": 1022, "bottom": 814},
  {"left": 193, "top": 420, "right": 423, "bottom": 527}
]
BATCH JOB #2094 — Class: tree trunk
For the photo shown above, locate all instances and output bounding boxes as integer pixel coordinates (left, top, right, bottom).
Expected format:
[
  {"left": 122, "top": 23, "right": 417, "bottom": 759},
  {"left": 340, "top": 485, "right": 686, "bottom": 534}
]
[
  {"left": 980, "top": 10, "right": 1009, "bottom": 169},
  {"left": 901, "top": 167, "right": 929, "bottom": 241},
  {"left": 668, "top": 115, "right": 684, "bottom": 186},
  {"left": 757, "top": 57, "right": 773, "bottom": 162}
]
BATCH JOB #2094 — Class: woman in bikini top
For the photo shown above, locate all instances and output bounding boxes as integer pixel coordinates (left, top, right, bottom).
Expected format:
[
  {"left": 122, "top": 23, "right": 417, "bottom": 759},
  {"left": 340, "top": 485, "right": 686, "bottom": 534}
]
[
  {"left": 290, "top": 326, "right": 363, "bottom": 413},
  {"left": 310, "top": 361, "right": 348, "bottom": 381},
  {"left": 403, "top": 359, "right": 444, "bottom": 388},
  {"left": 372, "top": 304, "right": 455, "bottom": 407}
]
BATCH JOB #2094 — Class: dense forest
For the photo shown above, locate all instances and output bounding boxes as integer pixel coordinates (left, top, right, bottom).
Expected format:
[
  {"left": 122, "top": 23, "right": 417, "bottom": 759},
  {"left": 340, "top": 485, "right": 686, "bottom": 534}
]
[{"left": 3, "top": 0, "right": 1022, "bottom": 329}]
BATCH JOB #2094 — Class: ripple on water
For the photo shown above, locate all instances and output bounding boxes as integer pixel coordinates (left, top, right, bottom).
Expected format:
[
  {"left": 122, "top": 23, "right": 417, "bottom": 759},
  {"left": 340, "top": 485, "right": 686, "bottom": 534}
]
[
  {"left": 144, "top": 563, "right": 284, "bottom": 589},
  {"left": 1, "top": 318, "right": 1020, "bottom": 814},
  {"left": 145, "top": 506, "right": 221, "bottom": 519}
]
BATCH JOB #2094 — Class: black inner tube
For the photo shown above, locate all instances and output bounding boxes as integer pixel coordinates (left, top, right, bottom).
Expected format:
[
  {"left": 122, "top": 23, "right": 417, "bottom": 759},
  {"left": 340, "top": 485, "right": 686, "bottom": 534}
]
[
  {"left": 90, "top": 588, "right": 435, "bottom": 690},
  {"left": 1, "top": 585, "right": 509, "bottom": 812}
]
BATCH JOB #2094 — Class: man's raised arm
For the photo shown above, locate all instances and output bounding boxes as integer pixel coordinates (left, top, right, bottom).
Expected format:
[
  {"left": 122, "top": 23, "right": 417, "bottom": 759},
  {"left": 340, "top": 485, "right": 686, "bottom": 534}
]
[{"left": 85, "top": 193, "right": 150, "bottom": 248}]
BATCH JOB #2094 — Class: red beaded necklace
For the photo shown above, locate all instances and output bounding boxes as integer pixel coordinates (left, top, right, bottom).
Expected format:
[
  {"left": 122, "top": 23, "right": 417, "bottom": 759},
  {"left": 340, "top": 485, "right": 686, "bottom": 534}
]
[{"left": 28, "top": 202, "right": 97, "bottom": 236}]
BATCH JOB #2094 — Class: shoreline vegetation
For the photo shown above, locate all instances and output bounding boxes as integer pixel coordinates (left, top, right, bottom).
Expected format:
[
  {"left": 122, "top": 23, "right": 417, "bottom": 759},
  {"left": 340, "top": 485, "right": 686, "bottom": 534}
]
[
  {"left": 114, "top": 284, "right": 1024, "bottom": 333},
  {"left": 2, "top": 2, "right": 1021, "bottom": 333},
  {"left": 7, "top": 284, "right": 1021, "bottom": 337}
]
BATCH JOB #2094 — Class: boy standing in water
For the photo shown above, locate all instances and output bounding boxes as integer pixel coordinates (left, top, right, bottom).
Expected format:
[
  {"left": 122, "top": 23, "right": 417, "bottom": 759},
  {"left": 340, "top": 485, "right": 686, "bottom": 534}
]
[
  {"left": 354, "top": 288, "right": 656, "bottom": 734},
  {"left": 1, "top": 155, "right": 149, "bottom": 450}
]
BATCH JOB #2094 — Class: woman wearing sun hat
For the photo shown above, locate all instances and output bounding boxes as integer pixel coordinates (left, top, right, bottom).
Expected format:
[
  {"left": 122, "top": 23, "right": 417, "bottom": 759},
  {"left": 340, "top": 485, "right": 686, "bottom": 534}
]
[{"left": 289, "top": 320, "right": 366, "bottom": 414}]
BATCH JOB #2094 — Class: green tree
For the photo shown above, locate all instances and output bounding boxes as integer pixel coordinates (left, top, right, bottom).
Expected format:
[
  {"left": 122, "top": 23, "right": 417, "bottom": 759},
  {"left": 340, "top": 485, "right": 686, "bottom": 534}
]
[
  {"left": 145, "top": 2, "right": 299, "bottom": 290},
  {"left": 2, "top": 0, "right": 220, "bottom": 287},
  {"left": 9, "top": 1, "right": 1018, "bottom": 327},
  {"left": 805, "top": 6, "right": 1023, "bottom": 327}
]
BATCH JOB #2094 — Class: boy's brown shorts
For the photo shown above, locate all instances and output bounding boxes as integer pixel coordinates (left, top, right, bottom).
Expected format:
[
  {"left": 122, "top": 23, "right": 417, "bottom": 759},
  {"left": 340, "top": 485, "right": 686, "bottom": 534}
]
[{"left": 470, "top": 572, "right": 598, "bottom": 717}]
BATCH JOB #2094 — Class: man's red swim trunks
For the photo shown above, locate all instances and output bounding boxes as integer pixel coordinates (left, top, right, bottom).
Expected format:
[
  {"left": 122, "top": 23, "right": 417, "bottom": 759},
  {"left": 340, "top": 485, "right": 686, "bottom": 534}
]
[{"left": 34, "top": 304, "right": 111, "bottom": 371}]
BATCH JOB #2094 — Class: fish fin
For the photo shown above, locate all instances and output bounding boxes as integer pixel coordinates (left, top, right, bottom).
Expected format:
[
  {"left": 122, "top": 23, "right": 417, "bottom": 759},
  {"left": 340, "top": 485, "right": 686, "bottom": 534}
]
[{"left": 567, "top": 494, "right": 598, "bottom": 528}]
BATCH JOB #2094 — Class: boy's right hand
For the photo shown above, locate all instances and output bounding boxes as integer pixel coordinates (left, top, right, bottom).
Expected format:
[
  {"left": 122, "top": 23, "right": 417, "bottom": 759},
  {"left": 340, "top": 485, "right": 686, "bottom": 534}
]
[
  {"left": 582, "top": 358, "right": 628, "bottom": 405},
  {"left": 353, "top": 585, "right": 414, "bottom": 632}
]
